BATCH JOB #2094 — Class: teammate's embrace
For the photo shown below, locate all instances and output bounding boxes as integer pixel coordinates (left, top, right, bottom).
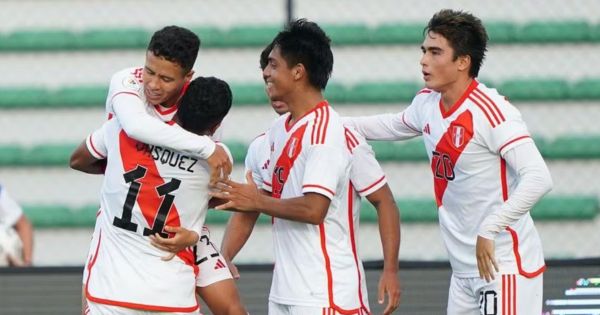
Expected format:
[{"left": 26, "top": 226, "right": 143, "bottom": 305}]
[
  {"left": 71, "top": 77, "right": 244, "bottom": 314},
  {"left": 344, "top": 9, "right": 553, "bottom": 315}
]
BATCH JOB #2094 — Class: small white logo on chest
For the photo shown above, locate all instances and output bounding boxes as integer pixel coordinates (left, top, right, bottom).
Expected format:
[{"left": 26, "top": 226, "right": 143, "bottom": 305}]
[{"left": 451, "top": 126, "right": 465, "bottom": 148}]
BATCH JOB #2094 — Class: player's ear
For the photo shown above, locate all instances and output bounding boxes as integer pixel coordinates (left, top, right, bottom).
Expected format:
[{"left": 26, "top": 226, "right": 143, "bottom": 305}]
[
  {"left": 184, "top": 70, "right": 194, "bottom": 82},
  {"left": 293, "top": 64, "right": 305, "bottom": 81},
  {"left": 457, "top": 55, "right": 471, "bottom": 73}
]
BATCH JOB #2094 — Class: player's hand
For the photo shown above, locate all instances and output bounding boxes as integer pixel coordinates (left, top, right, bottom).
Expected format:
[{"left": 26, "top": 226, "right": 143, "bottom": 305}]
[
  {"left": 211, "top": 171, "right": 261, "bottom": 212},
  {"left": 378, "top": 269, "right": 401, "bottom": 314},
  {"left": 207, "top": 145, "right": 232, "bottom": 186},
  {"left": 149, "top": 226, "right": 200, "bottom": 261},
  {"left": 223, "top": 255, "right": 240, "bottom": 280},
  {"left": 476, "top": 235, "right": 499, "bottom": 282}
]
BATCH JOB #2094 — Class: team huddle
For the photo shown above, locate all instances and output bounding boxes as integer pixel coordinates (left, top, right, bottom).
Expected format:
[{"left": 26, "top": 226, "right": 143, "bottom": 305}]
[{"left": 69, "top": 9, "right": 553, "bottom": 315}]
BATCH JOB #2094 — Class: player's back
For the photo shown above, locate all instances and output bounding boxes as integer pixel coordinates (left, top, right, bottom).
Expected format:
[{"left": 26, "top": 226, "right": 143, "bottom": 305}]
[{"left": 84, "top": 118, "right": 210, "bottom": 312}]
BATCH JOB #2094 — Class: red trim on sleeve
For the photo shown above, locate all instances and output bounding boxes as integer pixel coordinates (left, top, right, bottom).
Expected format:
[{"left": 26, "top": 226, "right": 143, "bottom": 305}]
[
  {"left": 356, "top": 176, "right": 386, "bottom": 194},
  {"left": 88, "top": 135, "right": 106, "bottom": 159},
  {"left": 303, "top": 184, "right": 335, "bottom": 197},
  {"left": 498, "top": 136, "right": 531, "bottom": 153},
  {"left": 500, "top": 158, "right": 508, "bottom": 201}
]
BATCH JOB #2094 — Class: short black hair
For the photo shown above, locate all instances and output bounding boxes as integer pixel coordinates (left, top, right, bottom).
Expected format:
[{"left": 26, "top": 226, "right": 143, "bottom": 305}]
[
  {"left": 177, "top": 77, "right": 232, "bottom": 135},
  {"left": 147, "top": 25, "right": 200, "bottom": 73},
  {"left": 272, "top": 19, "right": 333, "bottom": 89},
  {"left": 425, "top": 9, "right": 488, "bottom": 77},
  {"left": 260, "top": 42, "right": 274, "bottom": 71}
]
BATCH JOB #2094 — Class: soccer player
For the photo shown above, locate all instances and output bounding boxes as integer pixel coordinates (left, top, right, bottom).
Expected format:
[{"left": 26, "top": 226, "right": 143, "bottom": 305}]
[
  {"left": 220, "top": 42, "right": 401, "bottom": 314},
  {"left": 0, "top": 184, "right": 33, "bottom": 266},
  {"left": 212, "top": 19, "right": 377, "bottom": 314},
  {"left": 343, "top": 9, "right": 553, "bottom": 315},
  {"left": 102, "top": 25, "right": 231, "bottom": 184},
  {"left": 71, "top": 76, "right": 245, "bottom": 314}
]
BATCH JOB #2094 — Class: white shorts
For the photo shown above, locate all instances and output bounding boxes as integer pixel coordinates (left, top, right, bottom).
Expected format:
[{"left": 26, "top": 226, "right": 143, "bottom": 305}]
[
  {"left": 86, "top": 301, "right": 200, "bottom": 315},
  {"left": 195, "top": 226, "right": 233, "bottom": 287},
  {"left": 447, "top": 273, "right": 543, "bottom": 315},
  {"left": 268, "top": 301, "right": 370, "bottom": 315}
]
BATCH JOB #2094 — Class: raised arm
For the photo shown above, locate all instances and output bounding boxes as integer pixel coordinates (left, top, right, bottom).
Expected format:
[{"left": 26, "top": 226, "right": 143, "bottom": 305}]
[{"left": 342, "top": 112, "right": 421, "bottom": 141}]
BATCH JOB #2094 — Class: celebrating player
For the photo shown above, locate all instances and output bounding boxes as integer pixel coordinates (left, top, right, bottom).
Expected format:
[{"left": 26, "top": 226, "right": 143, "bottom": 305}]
[
  {"left": 343, "top": 9, "right": 553, "bottom": 315},
  {"left": 220, "top": 42, "right": 401, "bottom": 314},
  {"left": 212, "top": 19, "right": 381, "bottom": 314},
  {"left": 71, "top": 77, "right": 246, "bottom": 314}
]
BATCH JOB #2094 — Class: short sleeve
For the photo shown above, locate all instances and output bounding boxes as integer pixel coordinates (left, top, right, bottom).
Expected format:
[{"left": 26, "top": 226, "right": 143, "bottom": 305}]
[
  {"left": 85, "top": 123, "right": 109, "bottom": 160},
  {"left": 350, "top": 144, "right": 387, "bottom": 197},
  {"left": 0, "top": 186, "right": 24, "bottom": 228},
  {"left": 302, "top": 144, "right": 350, "bottom": 200}
]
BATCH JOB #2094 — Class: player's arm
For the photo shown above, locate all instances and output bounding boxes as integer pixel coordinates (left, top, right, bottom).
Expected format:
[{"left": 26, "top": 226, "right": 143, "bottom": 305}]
[
  {"left": 12, "top": 215, "right": 33, "bottom": 266},
  {"left": 342, "top": 111, "right": 421, "bottom": 141},
  {"left": 69, "top": 141, "right": 106, "bottom": 174},
  {"left": 476, "top": 141, "right": 553, "bottom": 281},
  {"left": 213, "top": 171, "right": 330, "bottom": 225},
  {"left": 112, "top": 93, "right": 231, "bottom": 183},
  {"left": 365, "top": 184, "right": 401, "bottom": 312}
]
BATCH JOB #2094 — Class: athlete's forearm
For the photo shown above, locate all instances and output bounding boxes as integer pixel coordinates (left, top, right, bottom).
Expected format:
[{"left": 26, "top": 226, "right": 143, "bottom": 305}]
[
  {"left": 112, "top": 94, "right": 216, "bottom": 159},
  {"left": 479, "top": 142, "right": 553, "bottom": 239},
  {"left": 255, "top": 193, "right": 330, "bottom": 225},
  {"left": 366, "top": 185, "right": 400, "bottom": 272},
  {"left": 220, "top": 211, "right": 260, "bottom": 261},
  {"left": 14, "top": 215, "right": 33, "bottom": 265},
  {"left": 342, "top": 113, "right": 419, "bottom": 141}
]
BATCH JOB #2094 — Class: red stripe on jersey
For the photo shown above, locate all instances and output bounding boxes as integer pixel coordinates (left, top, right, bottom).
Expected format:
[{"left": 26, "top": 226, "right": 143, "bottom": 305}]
[
  {"left": 501, "top": 158, "right": 508, "bottom": 201},
  {"left": 356, "top": 176, "right": 385, "bottom": 194},
  {"left": 286, "top": 100, "right": 328, "bottom": 132},
  {"left": 401, "top": 112, "right": 422, "bottom": 134},
  {"left": 316, "top": 107, "right": 325, "bottom": 144},
  {"left": 470, "top": 92, "right": 501, "bottom": 126},
  {"left": 347, "top": 183, "right": 370, "bottom": 314},
  {"left": 271, "top": 123, "right": 308, "bottom": 198},
  {"left": 118, "top": 131, "right": 197, "bottom": 274},
  {"left": 153, "top": 104, "right": 178, "bottom": 115},
  {"left": 303, "top": 184, "right": 335, "bottom": 197},
  {"left": 88, "top": 135, "right": 106, "bottom": 159},
  {"left": 469, "top": 96, "right": 497, "bottom": 128},
  {"left": 417, "top": 88, "right": 432, "bottom": 95},
  {"left": 512, "top": 275, "right": 516, "bottom": 315},
  {"left": 502, "top": 275, "right": 506, "bottom": 315},
  {"left": 320, "top": 105, "right": 330, "bottom": 144},
  {"left": 432, "top": 110, "right": 474, "bottom": 207},
  {"left": 506, "top": 227, "right": 546, "bottom": 278},
  {"left": 498, "top": 136, "right": 531, "bottom": 153},
  {"left": 311, "top": 108, "right": 320, "bottom": 145},
  {"left": 344, "top": 128, "right": 359, "bottom": 147},
  {"left": 439, "top": 79, "right": 479, "bottom": 118},
  {"left": 475, "top": 88, "right": 506, "bottom": 122}
]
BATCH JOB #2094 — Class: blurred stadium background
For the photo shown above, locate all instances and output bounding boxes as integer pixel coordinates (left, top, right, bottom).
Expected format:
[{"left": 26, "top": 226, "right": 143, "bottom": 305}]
[{"left": 0, "top": 0, "right": 599, "bottom": 314}]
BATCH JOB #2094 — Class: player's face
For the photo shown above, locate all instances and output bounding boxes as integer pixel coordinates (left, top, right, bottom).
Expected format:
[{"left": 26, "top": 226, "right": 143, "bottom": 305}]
[
  {"left": 262, "top": 46, "right": 296, "bottom": 103},
  {"left": 142, "top": 51, "right": 193, "bottom": 106},
  {"left": 420, "top": 32, "right": 464, "bottom": 93}
]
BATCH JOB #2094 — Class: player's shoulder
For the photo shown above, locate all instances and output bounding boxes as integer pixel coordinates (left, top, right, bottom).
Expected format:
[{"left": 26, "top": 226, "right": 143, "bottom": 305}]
[
  {"left": 471, "top": 82, "right": 522, "bottom": 119},
  {"left": 411, "top": 87, "right": 439, "bottom": 108},
  {"left": 109, "top": 67, "right": 144, "bottom": 93},
  {"left": 343, "top": 126, "right": 367, "bottom": 149},
  {"left": 215, "top": 142, "right": 234, "bottom": 164}
]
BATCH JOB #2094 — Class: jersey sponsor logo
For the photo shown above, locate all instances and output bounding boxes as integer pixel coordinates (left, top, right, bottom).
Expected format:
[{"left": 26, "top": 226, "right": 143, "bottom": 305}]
[
  {"left": 423, "top": 123, "right": 431, "bottom": 135},
  {"left": 451, "top": 125, "right": 465, "bottom": 148},
  {"left": 135, "top": 142, "right": 198, "bottom": 174},
  {"left": 214, "top": 259, "right": 226, "bottom": 270}
]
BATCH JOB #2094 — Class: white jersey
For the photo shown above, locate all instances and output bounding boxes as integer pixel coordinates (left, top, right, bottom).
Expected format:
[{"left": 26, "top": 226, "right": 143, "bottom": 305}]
[
  {"left": 347, "top": 80, "right": 545, "bottom": 278},
  {"left": 83, "top": 117, "right": 220, "bottom": 312},
  {"left": 0, "top": 185, "right": 23, "bottom": 229},
  {"left": 105, "top": 67, "right": 216, "bottom": 159},
  {"left": 262, "top": 101, "right": 371, "bottom": 312}
]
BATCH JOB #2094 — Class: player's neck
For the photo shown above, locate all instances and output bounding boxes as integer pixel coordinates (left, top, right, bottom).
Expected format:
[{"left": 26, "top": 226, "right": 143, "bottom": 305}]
[
  {"left": 287, "top": 91, "right": 324, "bottom": 125},
  {"left": 440, "top": 77, "right": 474, "bottom": 111}
]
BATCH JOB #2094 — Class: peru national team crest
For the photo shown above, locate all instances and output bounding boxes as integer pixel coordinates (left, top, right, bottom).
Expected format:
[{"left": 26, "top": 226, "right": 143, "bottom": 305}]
[
  {"left": 451, "top": 125, "right": 465, "bottom": 148},
  {"left": 288, "top": 137, "right": 299, "bottom": 157}
]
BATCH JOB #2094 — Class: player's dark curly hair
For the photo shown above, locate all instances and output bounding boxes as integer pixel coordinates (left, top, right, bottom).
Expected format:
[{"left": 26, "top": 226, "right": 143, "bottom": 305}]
[
  {"left": 425, "top": 9, "right": 488, "bottom": 77},
  {"left": 272, "top": 19, "right": 333, "bottom": 90},
  {"left": 147, "top": 25, "right": 200, "bottom": 73},
  {"left": 178, "top": 77, "right": 232, "bottom": 135},
  {"left": 260, "top": 42, "right": 274, "bottom": 71}
]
